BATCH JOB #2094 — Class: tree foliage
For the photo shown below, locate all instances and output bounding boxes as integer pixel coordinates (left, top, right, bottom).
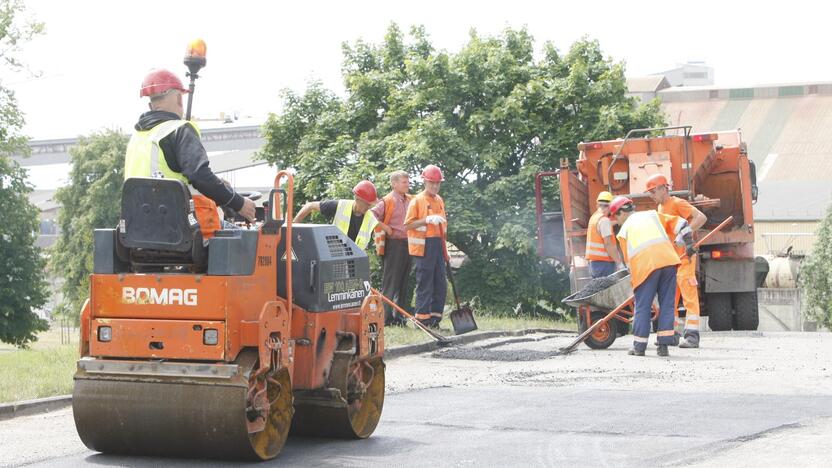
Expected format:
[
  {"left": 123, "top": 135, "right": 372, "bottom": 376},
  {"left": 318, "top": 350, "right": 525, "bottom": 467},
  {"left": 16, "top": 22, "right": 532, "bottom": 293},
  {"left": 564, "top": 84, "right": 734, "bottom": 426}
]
[
  {"left": 0, "top": 0, "right": 48, "bottom": 346},
  {"left": 51, "top": 130, "right": 128, "bottom": 319},
  {"left": 801, "top": 205, "right": 832, "bottom": 328},
  {"left": 260, "top": 25, "right": 665, "bottom": 314}
]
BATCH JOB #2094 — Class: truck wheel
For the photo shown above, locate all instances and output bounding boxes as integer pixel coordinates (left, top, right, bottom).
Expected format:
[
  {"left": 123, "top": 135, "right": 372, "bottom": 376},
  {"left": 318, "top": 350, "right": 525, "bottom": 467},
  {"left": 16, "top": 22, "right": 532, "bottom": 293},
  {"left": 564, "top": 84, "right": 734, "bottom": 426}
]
[
  {"left": 732, "top": 292, "right": 759, "bottom": 330},
  {"left": 583, "top": 311, "right": 618, "bottom": 349},
  {"left": 706, "top": 293, "right": 733, "bottom": 331}
]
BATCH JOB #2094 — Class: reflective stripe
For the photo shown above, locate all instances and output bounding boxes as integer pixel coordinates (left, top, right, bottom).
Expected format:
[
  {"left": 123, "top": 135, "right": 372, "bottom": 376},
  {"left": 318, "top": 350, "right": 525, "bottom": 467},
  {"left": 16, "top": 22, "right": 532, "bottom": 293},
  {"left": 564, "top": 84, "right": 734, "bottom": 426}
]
[
  {"left": 415, "top": 313, "right": 431, "bottom": 320},
  {"left": 627, "top": 237, "right": 668, "bottom": 257},
  {"left": 409, "top": 237, "right": 425, "bottom": 245},
  {"left": 430, "top": 312, "right": 443, "bottom": 318},
  {"left": 586, "top": 211, "right": 615, "bottom": 261},
  {"left": 587, "top": 241, "right": 606, "bottom": 249},
  {"left": 657, "top": 330, "right": 675, "bottom": 337},
  {"left": 633, "top": 336, "right": 648, "bottom": 343},
  {"left": 416, "top": 226, "right": 427, "bottom": 232}
]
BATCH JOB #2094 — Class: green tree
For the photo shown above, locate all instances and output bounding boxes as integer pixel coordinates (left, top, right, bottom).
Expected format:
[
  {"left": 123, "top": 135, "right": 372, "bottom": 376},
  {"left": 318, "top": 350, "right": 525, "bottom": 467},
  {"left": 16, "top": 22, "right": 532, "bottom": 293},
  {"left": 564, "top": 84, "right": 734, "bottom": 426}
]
[
  {"left": 0, "top": 0, "right": 48, "bottom": 346},
  {"left": 801, "top": 205, "right": 832, "bottom": 328},
  {"left": 260, "top": 25, "right": 664, "bottom": 314},
  {"left": 51, "top": 130, "right": 128, "bottom": 319}
]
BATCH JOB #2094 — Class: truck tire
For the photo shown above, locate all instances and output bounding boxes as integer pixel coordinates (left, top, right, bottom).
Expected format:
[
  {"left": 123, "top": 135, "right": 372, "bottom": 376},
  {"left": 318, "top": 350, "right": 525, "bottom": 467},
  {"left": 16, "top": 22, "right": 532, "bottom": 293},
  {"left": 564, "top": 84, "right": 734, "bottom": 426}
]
[
  {"left": 732, "top": 291, "right": 759, "bottom": 330},
  {"left": 706, "top": 293, "right": 733, "bottom": 331}
]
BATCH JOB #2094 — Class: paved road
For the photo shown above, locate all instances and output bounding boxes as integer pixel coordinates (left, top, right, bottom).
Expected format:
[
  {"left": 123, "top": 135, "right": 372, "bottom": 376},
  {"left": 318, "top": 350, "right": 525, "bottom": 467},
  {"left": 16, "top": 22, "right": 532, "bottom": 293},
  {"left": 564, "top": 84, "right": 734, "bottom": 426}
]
[{"left": 2, "top": 331, "right": 831, "bottom": 467}]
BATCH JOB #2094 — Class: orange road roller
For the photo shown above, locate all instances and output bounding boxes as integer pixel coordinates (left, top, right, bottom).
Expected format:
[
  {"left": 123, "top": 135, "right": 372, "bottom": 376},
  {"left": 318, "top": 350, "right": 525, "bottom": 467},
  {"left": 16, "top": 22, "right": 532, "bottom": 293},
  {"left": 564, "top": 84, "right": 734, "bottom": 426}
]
[{"left": 73, "top": 171, "right": 385, "bottom": 460}]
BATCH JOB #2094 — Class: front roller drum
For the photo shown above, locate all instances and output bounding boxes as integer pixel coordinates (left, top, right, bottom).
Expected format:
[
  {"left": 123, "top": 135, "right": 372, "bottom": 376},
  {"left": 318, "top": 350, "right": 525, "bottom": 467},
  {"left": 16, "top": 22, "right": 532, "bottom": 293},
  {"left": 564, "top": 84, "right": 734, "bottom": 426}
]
[
  {"left": 72, "top": 350, "right": 293, "bottom": 461},
  {"left": 291, "top": 355, "right": 385, "bottom": 439}
]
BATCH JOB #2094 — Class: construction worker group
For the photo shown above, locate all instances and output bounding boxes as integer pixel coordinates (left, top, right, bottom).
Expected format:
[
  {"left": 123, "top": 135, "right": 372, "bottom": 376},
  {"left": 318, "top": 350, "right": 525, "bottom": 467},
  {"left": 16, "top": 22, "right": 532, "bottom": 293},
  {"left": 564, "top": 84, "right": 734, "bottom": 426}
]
[{"left": 586, "top": 173, "right": 705, "bottom": 356}]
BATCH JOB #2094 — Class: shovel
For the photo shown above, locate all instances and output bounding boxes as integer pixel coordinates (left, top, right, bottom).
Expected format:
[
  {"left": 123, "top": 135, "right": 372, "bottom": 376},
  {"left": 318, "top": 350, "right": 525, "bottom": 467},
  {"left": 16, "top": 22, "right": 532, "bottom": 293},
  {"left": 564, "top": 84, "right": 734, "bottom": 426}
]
[
  {"left": 371, "top": 287, "right": 451, "bottom": 345},
  {"left": 440, "top": 224, "right": 478, "bottom": 335}
]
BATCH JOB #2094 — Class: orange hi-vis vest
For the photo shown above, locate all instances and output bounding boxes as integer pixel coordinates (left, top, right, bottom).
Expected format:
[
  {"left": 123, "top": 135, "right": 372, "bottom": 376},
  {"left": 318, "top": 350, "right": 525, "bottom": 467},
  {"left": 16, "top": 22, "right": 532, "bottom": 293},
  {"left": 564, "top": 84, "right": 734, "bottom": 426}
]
[
  {"left": 616, "top": 210, "right": 686, "bottom": 288},
  {"left": 585, "top": 210, "right": 615, "bottom": 261},
  {"left": 405, "top": 191, "right": 446, "bottom": 257},
  {"left": 373, "top": 192, "right": 412, "bottom": 256}
]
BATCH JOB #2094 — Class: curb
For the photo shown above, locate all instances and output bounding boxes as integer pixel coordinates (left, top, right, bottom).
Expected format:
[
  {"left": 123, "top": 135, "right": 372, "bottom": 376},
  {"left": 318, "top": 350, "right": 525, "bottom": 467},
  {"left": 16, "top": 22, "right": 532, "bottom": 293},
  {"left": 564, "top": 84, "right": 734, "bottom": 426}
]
[
  {"left": 0, "top": 394, "right": 72, "bottom": 421},
  {"left": 384, "top": 327, "right": 573, "bottom": 359},
  {"left": 0, "top": 327, "right": 574, "bottom": 420}
]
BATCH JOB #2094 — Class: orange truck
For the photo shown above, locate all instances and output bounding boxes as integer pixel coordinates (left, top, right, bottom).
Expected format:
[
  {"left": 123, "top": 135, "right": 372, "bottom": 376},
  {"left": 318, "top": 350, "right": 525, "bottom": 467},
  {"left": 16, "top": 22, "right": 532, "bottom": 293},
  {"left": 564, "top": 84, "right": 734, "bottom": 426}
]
[{"left": 536, "top": 126, "right": 767, "bottom": 347}]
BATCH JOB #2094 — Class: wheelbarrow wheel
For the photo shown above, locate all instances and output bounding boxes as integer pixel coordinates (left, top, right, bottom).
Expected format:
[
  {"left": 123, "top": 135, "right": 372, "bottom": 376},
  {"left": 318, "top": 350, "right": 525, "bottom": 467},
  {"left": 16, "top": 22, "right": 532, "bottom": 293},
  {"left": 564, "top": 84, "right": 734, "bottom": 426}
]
[{"left": 581, "top": 311, "right": 618, "bottom": 350}]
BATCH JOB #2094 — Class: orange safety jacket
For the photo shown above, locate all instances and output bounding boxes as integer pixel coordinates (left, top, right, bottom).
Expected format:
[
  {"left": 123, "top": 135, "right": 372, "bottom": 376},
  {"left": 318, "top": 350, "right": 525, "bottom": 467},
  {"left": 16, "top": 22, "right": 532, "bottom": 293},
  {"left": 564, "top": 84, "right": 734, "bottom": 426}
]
[
  {"left": 616, "top": 210, "right": 687, "bottom": 288},
  {"left": 585, "top": 210, "right": 616, "bottom": 262},
  {"left": 658, "top": 196, "right": 696, "bottom": 258},
  {"left": 373, "top": 192, "right": 412, "bottom": 256},
  {"left": 405, "top": 191, "right": 446, "bottom": 257}
]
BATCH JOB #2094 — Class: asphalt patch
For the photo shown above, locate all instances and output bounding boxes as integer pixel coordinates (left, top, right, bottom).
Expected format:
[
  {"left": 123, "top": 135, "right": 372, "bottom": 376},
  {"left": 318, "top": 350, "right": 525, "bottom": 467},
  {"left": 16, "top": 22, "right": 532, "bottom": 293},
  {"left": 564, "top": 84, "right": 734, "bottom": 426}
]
[{"left": 432, "top": 336, "right": 563, "bottom": 361}]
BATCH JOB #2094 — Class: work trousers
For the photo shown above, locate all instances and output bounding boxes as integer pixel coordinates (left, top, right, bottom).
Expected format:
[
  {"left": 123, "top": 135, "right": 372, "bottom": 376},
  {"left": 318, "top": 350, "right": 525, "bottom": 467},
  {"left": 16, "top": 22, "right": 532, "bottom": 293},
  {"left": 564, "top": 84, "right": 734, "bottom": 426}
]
[
  {"left": 589, "top": 260, "right": 616, "bottom": 279},
  {"left": 414, "top": 237, "right": 447, "bottom": 326},
  {"left": 633, "top": 265, "right": 677, "bottom": 352},
  {"left": 381, "top": 238, "right": 412, "bottom": 325},
  {"left": 674, "top": 256, "right": 701, "bottom": 344}
]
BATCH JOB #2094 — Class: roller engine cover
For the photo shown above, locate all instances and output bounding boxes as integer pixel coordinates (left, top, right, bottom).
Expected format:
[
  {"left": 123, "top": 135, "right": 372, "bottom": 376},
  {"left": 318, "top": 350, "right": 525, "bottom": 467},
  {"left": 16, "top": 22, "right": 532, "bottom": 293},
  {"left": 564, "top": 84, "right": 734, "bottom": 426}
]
[{"left": 277, "top": 224, "right": 371, "bottom": 312}]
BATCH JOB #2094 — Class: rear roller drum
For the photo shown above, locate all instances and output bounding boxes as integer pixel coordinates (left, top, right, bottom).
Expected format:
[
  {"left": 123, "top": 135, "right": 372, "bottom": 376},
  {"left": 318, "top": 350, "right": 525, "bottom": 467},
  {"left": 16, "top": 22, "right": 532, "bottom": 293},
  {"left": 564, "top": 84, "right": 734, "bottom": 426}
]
[{"left": 292, "top": 354, "right": 385, "bottom": 439}]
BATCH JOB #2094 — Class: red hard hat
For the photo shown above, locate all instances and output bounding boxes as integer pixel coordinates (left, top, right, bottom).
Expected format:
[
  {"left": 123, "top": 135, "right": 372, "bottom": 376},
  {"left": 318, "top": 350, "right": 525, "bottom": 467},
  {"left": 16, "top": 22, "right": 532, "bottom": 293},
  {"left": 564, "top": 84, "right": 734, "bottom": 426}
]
[
  {"left": 352, "top": 180, "right": 378, "bottom": 204},
  {"left": 422, "top": 164, "right": 444, "bottom": 182},
  {"left": 609, "top": 196, "right": 634, "bottom": 216},
  {"left": 140, "top": 69, "right": 189, "bottom": 97},
  {"left": 645, "top": 173, "right": 669, "bottom": 192}
]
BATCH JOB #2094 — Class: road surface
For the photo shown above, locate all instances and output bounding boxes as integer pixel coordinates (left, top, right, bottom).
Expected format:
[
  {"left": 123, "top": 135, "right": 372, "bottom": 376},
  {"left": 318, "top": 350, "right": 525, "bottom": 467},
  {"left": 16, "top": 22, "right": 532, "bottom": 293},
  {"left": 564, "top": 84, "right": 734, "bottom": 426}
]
[{"left": 2, "top": 331, "right": 831, "bottom": 467}]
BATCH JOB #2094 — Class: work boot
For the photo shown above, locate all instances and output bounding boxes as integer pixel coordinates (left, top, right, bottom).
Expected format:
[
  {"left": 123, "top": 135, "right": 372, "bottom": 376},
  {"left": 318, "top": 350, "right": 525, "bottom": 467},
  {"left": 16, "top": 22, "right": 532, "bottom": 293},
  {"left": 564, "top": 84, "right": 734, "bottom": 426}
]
[
  {"left": 679, "top": 338, "right": 699, "bottom": 349},
  {"left": 657, "top": 345, "right": 670, "bottom": 357},
  {"left": 628, "top": 348, "right": 645, "bottom": 356}
]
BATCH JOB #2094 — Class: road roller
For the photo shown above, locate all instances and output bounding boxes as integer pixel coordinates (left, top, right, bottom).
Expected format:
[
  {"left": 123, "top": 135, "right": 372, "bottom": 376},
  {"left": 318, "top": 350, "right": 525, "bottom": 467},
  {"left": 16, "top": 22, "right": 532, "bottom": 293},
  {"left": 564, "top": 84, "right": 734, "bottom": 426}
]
[{"left": 73, "top": 171, "right": 385, "bottom": 460}]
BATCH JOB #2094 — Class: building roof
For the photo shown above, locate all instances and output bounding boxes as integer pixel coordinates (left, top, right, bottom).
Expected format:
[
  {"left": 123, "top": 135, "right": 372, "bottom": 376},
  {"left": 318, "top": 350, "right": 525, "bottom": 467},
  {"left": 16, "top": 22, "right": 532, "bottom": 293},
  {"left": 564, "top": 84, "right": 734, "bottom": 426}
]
[
  {"left": 626, "top": 76, "right": 671, "bottom": 93},
  {"left": 28, "top": 190, "right": 60, "bottom": 212},
  {"left": 753, "top": 181, "right": 832, "bottom": 221},
  {"left": 659, "top": 81, "right": 832, "bottom": 221}
]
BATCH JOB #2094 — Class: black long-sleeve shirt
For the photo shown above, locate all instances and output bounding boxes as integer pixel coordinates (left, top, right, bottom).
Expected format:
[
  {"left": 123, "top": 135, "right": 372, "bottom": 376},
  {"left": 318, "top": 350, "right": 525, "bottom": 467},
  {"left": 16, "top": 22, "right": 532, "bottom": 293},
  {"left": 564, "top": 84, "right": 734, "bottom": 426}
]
[{"left": 134, "top": 111, "right": 244, "bottom": 211}]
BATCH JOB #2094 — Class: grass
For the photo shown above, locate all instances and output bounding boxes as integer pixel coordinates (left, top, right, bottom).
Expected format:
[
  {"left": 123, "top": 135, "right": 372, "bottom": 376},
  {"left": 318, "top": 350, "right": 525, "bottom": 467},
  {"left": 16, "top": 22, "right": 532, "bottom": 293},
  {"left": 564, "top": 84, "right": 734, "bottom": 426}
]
[
  {"left": 384, "top": 314, "right": 577, "bottom": 347},
  {"left": 0, "top": 328, "right": 79, "bottom": 403},
  {"left": 0, "top": 316, "right": 575, "bottom": 403}
]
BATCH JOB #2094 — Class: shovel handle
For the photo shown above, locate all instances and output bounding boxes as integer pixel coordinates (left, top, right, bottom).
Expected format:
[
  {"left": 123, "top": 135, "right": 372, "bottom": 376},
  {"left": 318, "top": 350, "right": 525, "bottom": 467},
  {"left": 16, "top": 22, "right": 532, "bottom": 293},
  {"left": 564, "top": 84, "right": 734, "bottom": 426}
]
[{"left": 370, "top": 287, "right": 448, "bottom": 343}]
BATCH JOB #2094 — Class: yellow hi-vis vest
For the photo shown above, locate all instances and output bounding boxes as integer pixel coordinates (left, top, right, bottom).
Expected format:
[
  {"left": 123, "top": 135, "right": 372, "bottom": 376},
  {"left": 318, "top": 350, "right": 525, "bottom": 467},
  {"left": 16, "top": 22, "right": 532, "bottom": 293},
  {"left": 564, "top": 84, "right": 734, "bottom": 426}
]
[
  {"left": 616, "top": 210, "right": 684, "bottom": 288},
  {"left": 124, "top": 120, "right": 199, "bottom": 182},
  {"left": 334, "top": 200, "right": 378, "bottom": 250}
]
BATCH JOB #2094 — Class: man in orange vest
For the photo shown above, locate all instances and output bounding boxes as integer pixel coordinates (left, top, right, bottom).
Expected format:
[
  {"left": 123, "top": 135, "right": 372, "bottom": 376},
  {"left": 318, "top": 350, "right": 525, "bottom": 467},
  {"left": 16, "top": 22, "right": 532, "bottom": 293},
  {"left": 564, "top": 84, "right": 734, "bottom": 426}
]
[
  {"left": 371, "top": 171, "right": 413, "bottom": 326},
  {"left": 585, "top": 191, "right": 623, "bottom": 278},
  {"left": 610, "top": 196, "right": 695, "bottom": 357},
  {"left": 404, "top": 165, "right": 447, "bottom": 327},
  {"left": 646, "top": 174, "right": 707, "bottom": 349}
]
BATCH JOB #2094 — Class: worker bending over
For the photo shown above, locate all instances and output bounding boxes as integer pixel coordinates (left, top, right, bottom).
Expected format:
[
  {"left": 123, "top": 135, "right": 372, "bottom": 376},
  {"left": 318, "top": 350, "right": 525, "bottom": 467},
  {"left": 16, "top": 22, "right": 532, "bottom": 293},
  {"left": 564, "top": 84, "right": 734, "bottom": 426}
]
[
  {"left": 125, "top": 69, "right": 256, "bottom": 240},
  {"left": 610, "top": 197, "right": 695, "bottom": 357},
  {"left": 585, "top": 191, "right": 623, "bottom": 278},
  {"left": 646, "top": 174, "right": 707, "bottom": 349},
  {"left": 404, "top": 165, "right": 447, "bottom": 327},
  {"left": 371, "top": 171, "right": 413, "bottom": 326},
  {"left": 294, "top": 181, "right": 387, "bottom": 250}
]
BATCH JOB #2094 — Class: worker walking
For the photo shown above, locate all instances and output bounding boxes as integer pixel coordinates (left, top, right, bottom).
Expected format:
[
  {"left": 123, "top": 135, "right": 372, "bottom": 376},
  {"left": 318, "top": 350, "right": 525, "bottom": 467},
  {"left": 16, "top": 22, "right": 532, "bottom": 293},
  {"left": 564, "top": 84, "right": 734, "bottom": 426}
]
[
  {"left": 293, "top": 180, "right": 387, "bottom": 250},
  {"left": 585, "top": 191, "right": 623, "bottom": 278},
  {"left": 405, "top": 165, "right": 447, "bottom": 327},
  {"left": 610, "top": 197, "right": 695, "bottom": 357},
  {"left": 125, "top": 69, "right": 256, "bottom": 240},
  {"left": 371, "top": 171, "right": 413, "bottom": 326},
  {"left": 646, "top": 174, "right": 707, "bottom": 348}
]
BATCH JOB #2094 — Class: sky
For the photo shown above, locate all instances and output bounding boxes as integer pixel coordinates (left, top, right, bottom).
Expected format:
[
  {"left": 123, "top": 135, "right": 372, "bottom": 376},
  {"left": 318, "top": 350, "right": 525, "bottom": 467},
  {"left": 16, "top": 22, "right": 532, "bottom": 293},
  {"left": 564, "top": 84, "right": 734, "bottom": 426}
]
[{"left": 5, "top": 0, "right": 830, "bottom": 140}]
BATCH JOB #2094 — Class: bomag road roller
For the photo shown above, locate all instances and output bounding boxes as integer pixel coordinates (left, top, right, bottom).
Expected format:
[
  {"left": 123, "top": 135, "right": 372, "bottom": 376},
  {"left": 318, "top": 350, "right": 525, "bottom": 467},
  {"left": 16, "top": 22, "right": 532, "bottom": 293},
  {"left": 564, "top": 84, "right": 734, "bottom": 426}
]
[{"left": 72, "top": 171, "right": 386, "bottom": 461}]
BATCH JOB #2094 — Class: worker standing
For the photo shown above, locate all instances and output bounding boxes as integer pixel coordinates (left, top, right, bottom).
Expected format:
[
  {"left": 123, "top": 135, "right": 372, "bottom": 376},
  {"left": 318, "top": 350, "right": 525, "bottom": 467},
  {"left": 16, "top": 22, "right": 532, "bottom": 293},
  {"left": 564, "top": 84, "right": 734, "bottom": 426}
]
[
  {"left": 404, "top": 165, "right": 447, "bottom": 327},
  {"left": 610, "top": 197, "right": 695, "bottom": 357},
  {"left": 646, "top": 174, "right": 707, "bottom": 349},
  {"left": 124, "top": 69, "right": 256, "bottom": 240},
  {"left": 293, "top": 181, "right": 385, "bottom": 250},
  {"left": 585, "top": 191, "right": 623, "bottom": 278},
  {"left": 371, "top": 171, "right": 413, "bottom": 326}
]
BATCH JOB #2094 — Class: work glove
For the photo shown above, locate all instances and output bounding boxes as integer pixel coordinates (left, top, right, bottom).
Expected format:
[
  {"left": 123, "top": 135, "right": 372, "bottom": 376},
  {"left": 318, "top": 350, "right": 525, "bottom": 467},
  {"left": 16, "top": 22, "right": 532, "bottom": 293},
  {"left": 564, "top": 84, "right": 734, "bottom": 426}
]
[
  {"left": 425, "top": 215, "right": 446, "bottom": 225},
  {"left": 682, "top": 232, "right": 697, "bottom": 257}
]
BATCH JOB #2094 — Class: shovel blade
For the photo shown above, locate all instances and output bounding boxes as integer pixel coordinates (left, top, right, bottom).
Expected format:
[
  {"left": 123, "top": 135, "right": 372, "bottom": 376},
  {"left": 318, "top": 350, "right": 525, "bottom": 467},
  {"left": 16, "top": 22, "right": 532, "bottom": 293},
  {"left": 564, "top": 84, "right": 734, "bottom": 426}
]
[{"left": 450, "top": 305, "right": 478, "bottom": 335}]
